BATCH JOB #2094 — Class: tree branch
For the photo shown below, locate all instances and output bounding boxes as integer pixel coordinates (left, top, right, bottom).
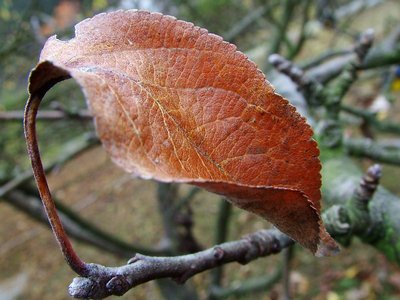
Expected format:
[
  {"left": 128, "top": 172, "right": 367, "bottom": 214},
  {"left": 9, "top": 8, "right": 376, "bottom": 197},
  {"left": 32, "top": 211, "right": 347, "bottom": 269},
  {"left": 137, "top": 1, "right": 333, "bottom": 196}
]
[
  {"left": 341, "top": 104, "right": 400, "bottom": 135},
  {"left": 68, "top": 228, "right": 292, "bottom": 298},
  {"left": 223, "top": 5, "right": 268, "bottom": 42},
  {"left": 156, "top": 183, "right": 202, "bottom": 254},
  {"left": 209, "top": 268, "right": 282, "bottom": 299},
  {"left": 300, "top": 49, "right": 353, "bottom": 70},
  {"left": 345, "top": 138, "right": 400, "bottom": 166},
  {"left": 209, "top": 199, "right": 233, "bottom": 295},
  {"left": 287, "top": 0, "right": 312, "bottom": 59},
  {"left": 263, "top": 0, "right": 297, "bottom": 70},
  {"left": 282, "top": 246, "right": 294, "bottom": 300},
  {"left": 307, "top": 26, "right": 400, "bottom": 83},
  {"left": 0, "top": 109, "right": 92, "bottom": 121},
  {"left": 3, "top": 189, "right": 163, "bottom": 257},
  {"left": 0, "top": 133, "right": 98, "bottom": 197}
]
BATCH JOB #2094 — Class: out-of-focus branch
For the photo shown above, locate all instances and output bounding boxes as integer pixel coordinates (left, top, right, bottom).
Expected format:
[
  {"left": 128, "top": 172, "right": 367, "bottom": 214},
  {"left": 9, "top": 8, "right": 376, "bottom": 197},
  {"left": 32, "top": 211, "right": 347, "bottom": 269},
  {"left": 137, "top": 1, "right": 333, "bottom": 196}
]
[
  {"left": 269, "top": 53, "right": 311, "bottom": 87},
  {"left": 4, "top": 190, "right": 162, "bottom": 257},
  {"left": 318, "top": 29, "right": 374, "bottom": 147},
  {"left": 209, "top": 268, "right": 282, "bottom": 299},
  {"left": 307, "top": 26, "right": 400, "bottom": 83},
  {"left": 167, "top": 187, "right": 200, "bottom": 217},
  {"left": 372, "top": 139, "right": 400, "bottom": 149},
  {"left": 345, "top": 138, "right": 400, "bottom": 166},
  {"left": 0, "top": 133, "right": 164, "bottom": 259},
  {"left": 157, "top": 183, "right": 202, "bottom": 254},
  {"left": 282, "top": 246, "right": 294, "bottom": 300},
  {"left": 269, "top": 53, "right": 325, "bottom": 108},
  {"left": 352, "top": 164, "right": 381, "bottom": 208},
  {"left": 320, "top": 158, "right": 399, "bottom": 258},
  {"left": 0, "top": 133, "right": 98, "bottom": 198},
  {"left": 271, "top": 29, "right": 375, "bottom": 148},
  {"left": 300, "top": 49, "right": 353, "bottom": 70},
  {"left": 156, "top": 183, "right": 201, "bottom": 299},
  {"left": 341, "top": 104, "right": 400, "bottom": 135},
  {"left": 362, "top": 25, "right": 400, "bottom": 69},
  {"left": 0, "top": 109, "right": 92, "bottom": 121},
  {"left": 223, "top": 5, "right": 268, "bottom": 42},
  {"left": 323, "top": 29, "right": 374, "bottom": 116},
  {"left": 363, "top": 46, "right": 400, "bottom": 70},
  {"left": 335, "top": 0, "right": 384, "bottom": 20},
  {"left": 287, "top": 0, "right": 312, "bottom": 59},
  {"left": 263, "top": 0, "right": 296, "bottom": 70},
  {"left": 209, "top": 199, "right": 233, "bottom": 296}
]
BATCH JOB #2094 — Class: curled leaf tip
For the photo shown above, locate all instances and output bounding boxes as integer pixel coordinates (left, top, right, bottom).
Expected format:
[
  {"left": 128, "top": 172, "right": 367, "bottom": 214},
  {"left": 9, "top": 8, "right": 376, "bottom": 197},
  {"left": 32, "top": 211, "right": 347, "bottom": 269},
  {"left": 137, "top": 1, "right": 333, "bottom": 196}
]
[{"left": 316, "top": 228, "right": 341, "bottom": 257}]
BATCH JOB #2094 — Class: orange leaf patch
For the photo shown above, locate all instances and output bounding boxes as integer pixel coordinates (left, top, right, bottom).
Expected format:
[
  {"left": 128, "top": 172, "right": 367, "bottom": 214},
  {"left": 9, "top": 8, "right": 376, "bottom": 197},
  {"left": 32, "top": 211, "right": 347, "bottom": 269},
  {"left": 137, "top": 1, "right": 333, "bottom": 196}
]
[{"left": 29, "top": 10, "right": 339, "bottom": 256}]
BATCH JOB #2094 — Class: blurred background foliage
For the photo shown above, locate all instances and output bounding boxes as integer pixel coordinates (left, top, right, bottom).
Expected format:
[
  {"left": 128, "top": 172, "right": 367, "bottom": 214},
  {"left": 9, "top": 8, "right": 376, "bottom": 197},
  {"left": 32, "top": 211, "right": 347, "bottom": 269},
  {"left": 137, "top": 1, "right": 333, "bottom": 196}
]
[{"left": 1, "top": 0, "right": 400, "bottom": 299}]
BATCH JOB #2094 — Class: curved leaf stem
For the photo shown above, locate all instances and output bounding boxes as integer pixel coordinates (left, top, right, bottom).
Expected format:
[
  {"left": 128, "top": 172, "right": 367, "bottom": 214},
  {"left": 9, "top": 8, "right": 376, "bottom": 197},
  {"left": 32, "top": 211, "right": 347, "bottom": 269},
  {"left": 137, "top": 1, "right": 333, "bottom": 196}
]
[{"left": 24, "top": 93, "right": 89, "bottom": 276}]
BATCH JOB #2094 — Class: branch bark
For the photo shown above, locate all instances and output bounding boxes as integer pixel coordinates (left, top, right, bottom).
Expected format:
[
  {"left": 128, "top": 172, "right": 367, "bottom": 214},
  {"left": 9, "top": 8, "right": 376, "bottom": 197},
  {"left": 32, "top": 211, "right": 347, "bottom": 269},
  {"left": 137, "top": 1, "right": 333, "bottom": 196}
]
[{"left": 68, "top": 228, "right": 292, "bottom": 298}]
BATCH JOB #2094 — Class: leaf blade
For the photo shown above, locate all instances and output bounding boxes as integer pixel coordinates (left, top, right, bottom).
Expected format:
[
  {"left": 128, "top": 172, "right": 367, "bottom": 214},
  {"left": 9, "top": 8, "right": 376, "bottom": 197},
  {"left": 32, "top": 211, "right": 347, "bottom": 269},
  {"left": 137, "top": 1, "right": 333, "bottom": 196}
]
[{"left": 30, "top": 10, "right": 339, "bottom": 255}]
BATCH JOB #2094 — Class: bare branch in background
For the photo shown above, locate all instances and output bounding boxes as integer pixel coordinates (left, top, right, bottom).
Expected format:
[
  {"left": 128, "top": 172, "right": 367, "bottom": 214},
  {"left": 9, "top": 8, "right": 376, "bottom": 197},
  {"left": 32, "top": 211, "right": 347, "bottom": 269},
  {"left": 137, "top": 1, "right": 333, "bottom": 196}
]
[
  {"left": 223, "top": 5, "right": 268, "bottom": 42},
  {"left": 209, "top": 268, "right": 282, "bottom": 299},
  {"left": 0, "top": 133, "right": 98, "bottom": 198},
  {"left": 307, "top": 26, "right": 400, "bottom": 83},
  {"left": 209, "top": 199, "right": 233, "bottom": 296},
  {"left": 4, "top": 190, "right": 162, "bottom": 257},
  {"left": 0, "top": 109, "right": 92, "bottom": 121},
  {"left": 345, "top": 138, "right": 400, "bottom": 166},
  {"left": 282, "top": 246, "right": 294, "bottom": 300}
]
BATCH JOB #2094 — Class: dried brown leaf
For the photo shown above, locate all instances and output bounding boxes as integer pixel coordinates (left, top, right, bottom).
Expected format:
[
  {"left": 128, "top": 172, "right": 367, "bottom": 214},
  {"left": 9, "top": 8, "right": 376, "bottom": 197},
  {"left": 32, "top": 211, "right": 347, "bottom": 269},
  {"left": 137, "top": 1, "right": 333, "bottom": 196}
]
[{"left": 28, "top": 10, "right": 339, "bottom": 255}]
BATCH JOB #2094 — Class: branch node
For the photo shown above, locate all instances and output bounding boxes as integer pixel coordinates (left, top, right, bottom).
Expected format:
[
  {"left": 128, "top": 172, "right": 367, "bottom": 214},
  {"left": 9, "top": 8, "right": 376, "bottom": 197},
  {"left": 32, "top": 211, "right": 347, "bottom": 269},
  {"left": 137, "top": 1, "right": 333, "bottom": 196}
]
[
  {"left": 106, "top": 275, "right": 130, "bottom": 296},
  {"left": 323, "top": 205, "right": 350, "bottom": 234},
  {"left": 354, "top": 28, "right": 375, "bottom": 63},
  {"left": 127, "top": 254, "right": 142, "bottom": 264},
  {"left": 269, "top": 54, "right": 308, "bottom": 87},
  {"left": 270, "top": 238, "right": 282, "bottom": 254},
  {"left": 68, "top": 277, "right": 99, "bottom": 299},
  {"left": 344, "top": 164, "right": 382, "bottom": 237},
  {"left": 316, "top": 120, "right": 342, "bottom": 148},
  {"left": 240, "top": 230, "right": 281, "bottom": 264},
  {"left": 354, "top": 164, "right": 382, "bottom": 207},
  {"left": 213, "top": 246, "right": 225, "bottom": 261},
  {"left": 174, "top": 268, "right": 193, "bottom": 285}
]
